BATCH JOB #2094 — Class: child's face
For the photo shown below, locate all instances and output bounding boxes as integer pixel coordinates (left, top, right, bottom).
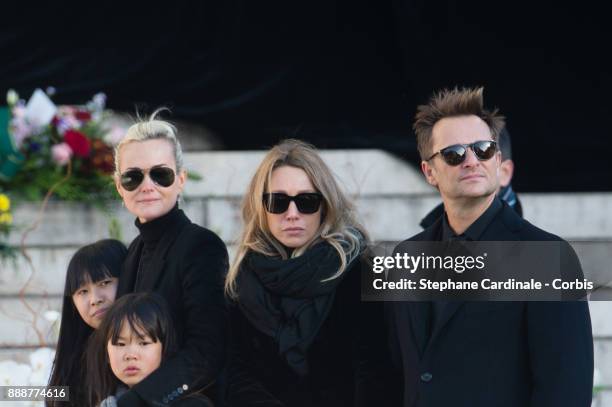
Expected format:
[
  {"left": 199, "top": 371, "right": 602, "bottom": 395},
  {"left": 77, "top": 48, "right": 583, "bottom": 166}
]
[
  {"left": 72, "top": 276, "right": 118, "bottom": 329},
  {"left": 107, "top": 322, "right": 163, "bottom": 387}
]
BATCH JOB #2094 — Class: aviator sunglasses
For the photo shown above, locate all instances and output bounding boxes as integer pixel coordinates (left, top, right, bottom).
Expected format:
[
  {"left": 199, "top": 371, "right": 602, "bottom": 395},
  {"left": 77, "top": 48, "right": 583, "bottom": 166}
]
[
  {"left": 426, "top": 140, "right": 498, "bottom": 166},
  {"left": 263, "top": 192, "right": 323, "bottom": 214},
  {"left": 120, "top": 166, "right": 176, "bottom": 191}
]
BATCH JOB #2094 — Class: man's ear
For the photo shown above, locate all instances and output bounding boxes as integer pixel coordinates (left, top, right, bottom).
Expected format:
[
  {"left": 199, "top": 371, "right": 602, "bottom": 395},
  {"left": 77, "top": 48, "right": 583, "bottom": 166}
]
[
  {"left": 499, "top": 159, "right": 514, "bottom": 188},
  {"left": 421, "top": 160, "right": 438, "bottom": 187}
]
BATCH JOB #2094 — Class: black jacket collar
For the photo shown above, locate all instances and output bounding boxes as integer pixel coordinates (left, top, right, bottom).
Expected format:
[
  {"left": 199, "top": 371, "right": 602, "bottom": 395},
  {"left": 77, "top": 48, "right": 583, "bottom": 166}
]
[{"left": 118, "top": 207, "right": 191, "bottom": 296}]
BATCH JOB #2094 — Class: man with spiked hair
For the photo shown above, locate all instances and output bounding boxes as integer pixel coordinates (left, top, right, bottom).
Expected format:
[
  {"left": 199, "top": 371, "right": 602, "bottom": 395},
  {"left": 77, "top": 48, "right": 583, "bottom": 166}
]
[{"left": 387, "top": 87, "right": 593, "bottom": 406}]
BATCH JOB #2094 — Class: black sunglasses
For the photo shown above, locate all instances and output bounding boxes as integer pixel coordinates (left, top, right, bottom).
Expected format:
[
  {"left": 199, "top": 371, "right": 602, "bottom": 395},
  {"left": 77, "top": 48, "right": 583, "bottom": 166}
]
[
  {"left": 426, "top": 140, "right": 498, "bottom": 166},
  {"left": 262, "top": 192, "right": 323, "bottom": 214},
  {"left": 120, "top": 166, "right": 176, "bottom": 191}
]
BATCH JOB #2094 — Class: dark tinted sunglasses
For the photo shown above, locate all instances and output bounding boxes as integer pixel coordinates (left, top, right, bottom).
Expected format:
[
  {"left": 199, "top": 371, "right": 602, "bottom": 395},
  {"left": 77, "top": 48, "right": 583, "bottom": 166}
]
[
  {"left": 427, "top": 140, "right": 497, "bottom": 166},
  {"left": 120, "top": 166, "right": 175, "bottom": 191},
  {"left": 263, "top": 193, "right": 323, "bottom": 214}
]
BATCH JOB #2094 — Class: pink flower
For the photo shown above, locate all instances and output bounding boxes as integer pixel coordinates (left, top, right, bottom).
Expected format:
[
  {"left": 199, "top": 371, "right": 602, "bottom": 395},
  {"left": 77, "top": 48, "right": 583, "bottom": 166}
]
[
  {"left": 51, "top": 143, "right": 73, "bottom": 166},
  {"left": 10, "top": 116, "right": 32, "bottom": 148}
]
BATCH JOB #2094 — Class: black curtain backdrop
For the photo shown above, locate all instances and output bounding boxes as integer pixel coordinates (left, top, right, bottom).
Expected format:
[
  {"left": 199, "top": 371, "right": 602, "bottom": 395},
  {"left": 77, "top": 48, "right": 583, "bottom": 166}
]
[{"left": 2, "top": 1, "right": 610, "bottom": 191}]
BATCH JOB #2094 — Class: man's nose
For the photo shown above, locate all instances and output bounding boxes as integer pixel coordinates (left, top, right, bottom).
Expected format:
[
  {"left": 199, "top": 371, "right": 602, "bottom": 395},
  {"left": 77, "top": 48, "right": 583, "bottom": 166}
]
[{"left": 461, "top": 147, "right": 480, "bottom": 167}]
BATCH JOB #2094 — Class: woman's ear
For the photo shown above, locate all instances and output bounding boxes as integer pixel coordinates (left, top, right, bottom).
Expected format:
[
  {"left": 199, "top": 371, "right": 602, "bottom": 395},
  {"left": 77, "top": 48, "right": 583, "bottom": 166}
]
[
  {"left": 114, "top": 174, "right": 125, "bottom": 200},
  {"left": 177, "top": 169, "right": 187, "bottom": 192}
]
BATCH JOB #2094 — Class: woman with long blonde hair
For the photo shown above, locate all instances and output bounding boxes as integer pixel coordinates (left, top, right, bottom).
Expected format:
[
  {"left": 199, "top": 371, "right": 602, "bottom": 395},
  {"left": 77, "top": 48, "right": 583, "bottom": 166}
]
[{"left": 225, "top": 139, "right": 393, "bottom": 407}]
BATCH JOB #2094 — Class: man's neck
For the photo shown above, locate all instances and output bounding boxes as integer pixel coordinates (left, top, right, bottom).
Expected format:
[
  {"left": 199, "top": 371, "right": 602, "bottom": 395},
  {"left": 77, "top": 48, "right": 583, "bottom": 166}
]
[{"left": 443, "top": 194, "right": 496, "bottom": 235}]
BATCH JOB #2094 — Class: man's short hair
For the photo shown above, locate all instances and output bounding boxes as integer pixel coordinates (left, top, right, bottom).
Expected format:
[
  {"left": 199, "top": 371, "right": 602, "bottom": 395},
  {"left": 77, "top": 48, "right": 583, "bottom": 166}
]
[
  {"left": 413, "top": 87, "right": 506, "bottom": 161},
  {"left": 498, "top": 127, "right": 512, "bottom": 161}
]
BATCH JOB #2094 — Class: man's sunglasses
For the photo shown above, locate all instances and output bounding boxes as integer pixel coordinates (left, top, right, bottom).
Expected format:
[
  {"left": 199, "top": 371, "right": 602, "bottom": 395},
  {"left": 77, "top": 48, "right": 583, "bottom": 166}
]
[
  {"left": 426, "top": 140, "right": 498, "bottom": 166},
  {"left": 120, "top": 166, "right": 175, "bottom": 191},
  {"left": 262, "top": 192, "right": 323, "bottom": 214}
]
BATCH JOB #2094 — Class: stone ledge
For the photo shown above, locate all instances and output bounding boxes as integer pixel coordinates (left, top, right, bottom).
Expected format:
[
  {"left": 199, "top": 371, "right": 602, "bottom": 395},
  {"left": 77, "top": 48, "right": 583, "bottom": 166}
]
[
  {"left": 182, "top": 150, "right": 433, "bottom": 197},
  {"left": 8, "top": 193, "right": 611, "bottom": 247}
]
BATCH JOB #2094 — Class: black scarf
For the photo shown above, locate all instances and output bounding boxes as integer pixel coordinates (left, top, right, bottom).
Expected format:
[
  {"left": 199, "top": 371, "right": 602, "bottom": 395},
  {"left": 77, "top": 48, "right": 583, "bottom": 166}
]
[{"left": 236, "top": 241, "right": 355, "bottom": 376}]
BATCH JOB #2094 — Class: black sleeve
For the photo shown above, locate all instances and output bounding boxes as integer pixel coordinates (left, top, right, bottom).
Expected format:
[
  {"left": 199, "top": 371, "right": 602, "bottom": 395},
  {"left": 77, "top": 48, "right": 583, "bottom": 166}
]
[
  {"left": 225, "top": 305, "right": 285, "bottom": 407},
  {"left": 119, "top": 232, "right": 229, "bottom": 407},
  {"left": 350, "top": 260, "right": 402, "bottom": 407},
  {"left": 527, "top": 300, "right": 593, "bottom": 407}
]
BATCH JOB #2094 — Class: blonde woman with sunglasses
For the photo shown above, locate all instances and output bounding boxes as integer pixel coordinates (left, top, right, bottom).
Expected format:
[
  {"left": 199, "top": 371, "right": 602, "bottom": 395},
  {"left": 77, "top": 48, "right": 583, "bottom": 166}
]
[
  {"left": 224, "top": 139, "right": 396, "bottom": 407},
  {"left": 112, "top": 110, "right": 228, "bottom": 406}
]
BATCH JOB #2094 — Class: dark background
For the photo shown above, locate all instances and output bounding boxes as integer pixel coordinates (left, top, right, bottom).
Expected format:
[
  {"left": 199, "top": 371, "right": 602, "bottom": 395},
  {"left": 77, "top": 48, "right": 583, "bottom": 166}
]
[{"left": 2, "top": 1, "right": 610, "bottom": 191}]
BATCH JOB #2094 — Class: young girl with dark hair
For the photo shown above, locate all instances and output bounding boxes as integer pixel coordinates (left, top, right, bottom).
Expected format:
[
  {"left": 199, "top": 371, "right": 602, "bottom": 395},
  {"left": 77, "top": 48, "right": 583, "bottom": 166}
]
[
  {"left": 47, "top": 239, "right": 127, "bottom": 407},
  {"left": 86, "top": 293, "right": 212, "bottom": 407}
]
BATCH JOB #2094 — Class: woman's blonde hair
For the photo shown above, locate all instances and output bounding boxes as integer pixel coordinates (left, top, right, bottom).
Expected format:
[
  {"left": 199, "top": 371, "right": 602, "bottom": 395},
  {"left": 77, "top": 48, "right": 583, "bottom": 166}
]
[
  {"left": 114, "top": 108, "right": 184, "bottom": 176},
  {"left": 225, "top": 139, "right": 367, "bottom": 299}
]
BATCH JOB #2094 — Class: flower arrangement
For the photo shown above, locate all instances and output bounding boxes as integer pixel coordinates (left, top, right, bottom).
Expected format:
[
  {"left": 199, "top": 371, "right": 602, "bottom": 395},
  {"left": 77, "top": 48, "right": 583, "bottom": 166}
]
[{"left": 0, "top": 88, "right": 124, "bottom": 259}]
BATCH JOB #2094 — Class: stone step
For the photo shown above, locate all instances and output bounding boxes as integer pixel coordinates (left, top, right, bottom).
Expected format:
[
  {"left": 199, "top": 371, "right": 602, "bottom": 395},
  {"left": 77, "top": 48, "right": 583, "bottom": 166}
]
[
  {"left": 0, "top": 298, "right": 61, "bottom": 347},
  {"left": 7, "top": 193, "right": 612, "bottom": 247}
]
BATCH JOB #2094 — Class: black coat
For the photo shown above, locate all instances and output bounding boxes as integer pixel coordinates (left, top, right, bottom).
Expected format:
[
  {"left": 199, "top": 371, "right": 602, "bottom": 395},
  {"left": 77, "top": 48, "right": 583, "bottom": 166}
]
[
  {"left": 116, "top": 209, "right": 229, "bottom": 407},
  {"left": 226, "top": 256, "right": 398, "bottom": 407},
  {"left": 387, "top": 202, "right": 593, "bottom": 407}
]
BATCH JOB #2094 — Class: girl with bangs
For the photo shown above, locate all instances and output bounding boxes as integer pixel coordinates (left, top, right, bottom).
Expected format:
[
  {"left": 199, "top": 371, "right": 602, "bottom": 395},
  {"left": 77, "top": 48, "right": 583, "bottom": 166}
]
[
  {"left": 47, "top": 239, "right": 127, "bottom": 407},
  {"left": 86, "top": 293, "right": 212, "bottom": 407},
  {"left": 224, "top": 139, "right": 396, "bottom": 407}
]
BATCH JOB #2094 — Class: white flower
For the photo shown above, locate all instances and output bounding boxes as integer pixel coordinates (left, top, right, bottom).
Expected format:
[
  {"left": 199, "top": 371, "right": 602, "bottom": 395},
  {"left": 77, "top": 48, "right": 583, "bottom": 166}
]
[
  {"left": 6, "top": 89, "right": 18, "bottom": 106},
  {"left": 29, "top": 348, "right": 55, "bottom": 386},
  {"left": 24, "top": 89, "right": 57, "bottom": 127},
  {"left": 43, "top": 310, "right": 60, "bottom": 323},
  {"left": 92, "top": 92, "right": 107, "bottom": 110},
  {"left": 29, "top": 347, "right": 54, "bottom": 373},
  {"left": 104, "top": 125, "right": 125, "bottom": 146},
  {"left": 0, "top": 360, "right": 32, "bottom": 385}
]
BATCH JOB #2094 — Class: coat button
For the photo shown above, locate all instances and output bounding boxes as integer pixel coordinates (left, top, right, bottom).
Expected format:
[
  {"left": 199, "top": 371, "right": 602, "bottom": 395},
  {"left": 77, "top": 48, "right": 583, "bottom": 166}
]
[
  {"left": 182, "top": 384, "right": 189, "bottom": 390},
  {"left": 420, "top": 372, "right": 433, "bottom": 382},
  {"left": 172, "top": 390, "right": 178, "bottom": 397},
  {"left": 162, "top": 397, "right": 169, "bottom": 404},
  {"left": 178, "top": 388, "right": 184, "bottom": 394}
]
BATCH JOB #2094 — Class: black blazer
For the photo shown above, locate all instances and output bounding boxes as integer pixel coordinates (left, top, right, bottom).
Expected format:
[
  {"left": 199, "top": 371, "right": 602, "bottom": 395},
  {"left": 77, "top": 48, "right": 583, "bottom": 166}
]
[
  {"left": 226, "top": 257, "right": 398, "bottom": 407},
  {"left": 116, "top": 210, "right": 229, "bottom": 407},
  {"left": 387, "top": 202, "right": 593, "bottom": 407}
]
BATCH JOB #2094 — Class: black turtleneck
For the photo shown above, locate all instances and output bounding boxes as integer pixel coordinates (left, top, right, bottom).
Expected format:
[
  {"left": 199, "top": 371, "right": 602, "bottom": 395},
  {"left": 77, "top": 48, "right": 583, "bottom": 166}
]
[{"left": 134, "top": 204, "right": 181, "bottom": 289}]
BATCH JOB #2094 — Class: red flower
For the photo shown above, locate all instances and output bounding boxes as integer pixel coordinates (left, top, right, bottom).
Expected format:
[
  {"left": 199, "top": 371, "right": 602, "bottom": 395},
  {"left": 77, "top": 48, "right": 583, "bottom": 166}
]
[
  {"left": 75, "top": 110, "right": 92, "bottom": 121},
  {"left": 64, "top": 130, "right": 91, "bottom": 158}
]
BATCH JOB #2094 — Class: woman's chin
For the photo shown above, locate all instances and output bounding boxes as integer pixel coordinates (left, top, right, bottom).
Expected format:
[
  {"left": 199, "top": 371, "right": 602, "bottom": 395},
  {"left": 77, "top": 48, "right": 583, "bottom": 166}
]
[{"left": 135, "top": 206, "right": 170, "bottom": 223}]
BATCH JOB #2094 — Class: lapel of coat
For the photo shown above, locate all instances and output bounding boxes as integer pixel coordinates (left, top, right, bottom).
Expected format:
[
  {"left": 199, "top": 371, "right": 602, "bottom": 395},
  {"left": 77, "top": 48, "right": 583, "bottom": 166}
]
[
  {"left": 406, "top": 217, "right": 442, "bottom": 357},
  {"left": 117, "top": 238, "right": 142, "bottom": 297},
  {"left": 427, "top": 202, "right": 524, "bottom": 346}
]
